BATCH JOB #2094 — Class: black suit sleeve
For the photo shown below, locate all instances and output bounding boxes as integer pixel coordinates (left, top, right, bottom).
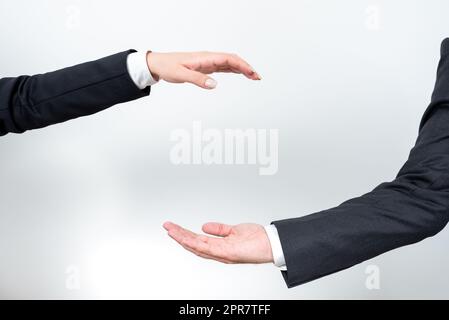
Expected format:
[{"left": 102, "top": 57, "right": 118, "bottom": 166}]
[
  {"left": 0, "top": 50, "right": 150, "bottom": 136},
  {"left": 273, "top": 38, "right": 449, "bottom": 288}
]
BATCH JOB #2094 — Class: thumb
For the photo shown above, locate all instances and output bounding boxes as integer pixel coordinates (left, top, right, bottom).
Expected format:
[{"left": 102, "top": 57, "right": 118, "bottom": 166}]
[
  {"left": 202, "top": 222, "right": 233, "bottom": 237},
  {"left": 181, "top": 68, "right": 217, "bottom": 89}
]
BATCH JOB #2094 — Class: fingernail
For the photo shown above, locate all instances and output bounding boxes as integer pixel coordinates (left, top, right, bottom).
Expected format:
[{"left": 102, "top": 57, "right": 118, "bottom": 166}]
[
  {"left": 205, "top": 78, "right": 217, "bottom": 89},
  {"left": 250, "top": 68, "right": 261, "bottom": 79}
]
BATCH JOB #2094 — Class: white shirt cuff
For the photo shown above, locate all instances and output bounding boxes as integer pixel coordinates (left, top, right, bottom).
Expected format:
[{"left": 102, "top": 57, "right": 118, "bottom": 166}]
[
  {"left": 264, "top": 224, "right": 287, "bottom": 270},
  {"left": 126, "top": 51, "right": 158, "bottom": 89}
]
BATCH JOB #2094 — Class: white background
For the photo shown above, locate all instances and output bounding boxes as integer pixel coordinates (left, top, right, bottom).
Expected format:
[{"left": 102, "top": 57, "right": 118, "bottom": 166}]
[{"left": 0, "top": 0, "right": 449, "bottom": 299}]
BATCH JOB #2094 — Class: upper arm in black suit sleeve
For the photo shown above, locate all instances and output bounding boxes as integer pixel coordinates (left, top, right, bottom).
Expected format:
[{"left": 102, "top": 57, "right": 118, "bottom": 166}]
[
  {"left": 273, "top": 38, "right": 449, "bottom": 288},
  {"left": 0, "top": 50, "right": 150, "bottom": 136}
]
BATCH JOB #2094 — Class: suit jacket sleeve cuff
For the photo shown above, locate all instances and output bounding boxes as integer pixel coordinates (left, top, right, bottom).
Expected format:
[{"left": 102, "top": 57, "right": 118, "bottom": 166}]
[
  {"left": 126, "top": 51, "right": 159, "bottom": 89},
  {"left": 264, "top": 224, "right": 287, "bottom": 269}
]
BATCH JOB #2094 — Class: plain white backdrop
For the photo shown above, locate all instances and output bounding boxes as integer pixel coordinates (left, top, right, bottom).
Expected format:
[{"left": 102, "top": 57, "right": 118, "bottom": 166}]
[{"left": 0, "top": 0, "right": 449, "bottom": 299}]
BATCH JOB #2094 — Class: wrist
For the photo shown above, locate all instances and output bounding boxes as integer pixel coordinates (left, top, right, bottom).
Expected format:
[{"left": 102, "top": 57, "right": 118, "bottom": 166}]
[
  {"left": 264, "top": 225, "right": 286, "bottom": 267},
  {"left": 146, "top": 51, "right": 161, "bottom": 81},
  {"left": 263, "top": 229, "right": 275, "bottom": 264}
]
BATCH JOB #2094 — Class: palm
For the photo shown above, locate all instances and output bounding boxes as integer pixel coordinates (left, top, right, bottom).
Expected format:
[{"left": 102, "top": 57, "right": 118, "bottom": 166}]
[{"left": 163, "top": 222, "right": 273, "bottom": 264}]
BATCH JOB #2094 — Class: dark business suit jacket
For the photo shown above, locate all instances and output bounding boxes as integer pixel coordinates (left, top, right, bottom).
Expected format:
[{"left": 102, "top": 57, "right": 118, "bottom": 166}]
[
  {"left": 274, "top": 39, "right": 449, "bottom": 288},
  {"left": 0, "top": 50, "right": 150, "bottom": 136}
]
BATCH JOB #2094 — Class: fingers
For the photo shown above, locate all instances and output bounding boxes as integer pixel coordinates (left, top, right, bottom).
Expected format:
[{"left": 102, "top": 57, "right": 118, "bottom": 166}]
[
  {"left": 165, "top": 226, "right": 214, "bottom": 260},
  {"left": 164, "top": 222, "right": 213, "bottom": 255},
  {"left": 185, "top": 52, "right": 261, "bottom": 81},
  {"left": 179, "top": 68, "right": 217, "bottom": 89},
  {"left": 163, "top": 222, "right": 232, "bottom": 263},
  {"left": 164, "top": 222, "right": 203, "bottom": 245},
  {"left": 163, "top": 221, "right": 195, "bottom": 236},
  {"left": 213, "top": 53, "right": 261, "bottom": 80},
  {"left": 202, "top": 222, "right": 233, "bottom": 237}
]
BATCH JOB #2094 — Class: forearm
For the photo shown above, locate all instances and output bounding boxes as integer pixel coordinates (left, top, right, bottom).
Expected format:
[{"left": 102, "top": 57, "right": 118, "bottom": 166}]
[
  {"left": 0, "top": 49, "right": 258, "bottom": 136},
  {"left": 0, "top": 50, "right": 150, "bottom": 135},
  {"left": 274, "top": 172, "right": 449, "bottom": 287}
]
